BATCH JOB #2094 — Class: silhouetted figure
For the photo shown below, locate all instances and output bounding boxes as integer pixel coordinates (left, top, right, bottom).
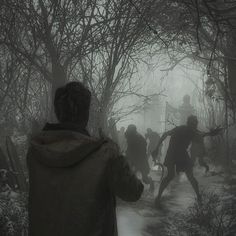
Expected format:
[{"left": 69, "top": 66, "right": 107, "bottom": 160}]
[
  {"left": 152, "top": 115, "right": 220, "bottom": 206},
  {"left": 118, "top": 127, "right": 127, "bottom": 154},
  {"left": 145, "top": 128, "right": 162, "bottom": 162},
  {"left": 179, "top": 94, "right": 195, "bottom": 125},
  {"left": 27, "top": 82, "right": 143, "bottom": 236},
  {"left": 125, "top": 125, "right": 154, "bottom": 192}
]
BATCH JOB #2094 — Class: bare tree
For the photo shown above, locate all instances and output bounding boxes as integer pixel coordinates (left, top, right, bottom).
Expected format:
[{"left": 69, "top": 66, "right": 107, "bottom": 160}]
[
  {"left": 75, "top": 0, "right": 163, "bottom": 133},
  {"left": 0, "top": 0, "right": 110, "bottom": 115}
]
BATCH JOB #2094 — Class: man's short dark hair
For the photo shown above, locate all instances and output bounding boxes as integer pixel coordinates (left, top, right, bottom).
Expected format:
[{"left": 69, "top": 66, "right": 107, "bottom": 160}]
[{"left": 54, "top": 82, "right": 91, "bottom": 126}]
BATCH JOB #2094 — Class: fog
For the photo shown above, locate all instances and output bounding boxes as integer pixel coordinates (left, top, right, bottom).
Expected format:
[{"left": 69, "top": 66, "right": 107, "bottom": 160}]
[{"left": 117, "top": 59, "right": 203, "bottom": 134}]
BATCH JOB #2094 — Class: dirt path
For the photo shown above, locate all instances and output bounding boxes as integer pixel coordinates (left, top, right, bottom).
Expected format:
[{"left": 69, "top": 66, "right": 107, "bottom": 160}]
[{"left": 117, "top": 168, "right": 224, "bottom": 236}]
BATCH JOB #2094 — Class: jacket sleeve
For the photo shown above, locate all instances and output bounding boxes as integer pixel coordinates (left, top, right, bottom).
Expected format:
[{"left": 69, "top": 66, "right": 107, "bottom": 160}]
[{"left": 108, "top": 155, "right": 144, "bottom": 202}]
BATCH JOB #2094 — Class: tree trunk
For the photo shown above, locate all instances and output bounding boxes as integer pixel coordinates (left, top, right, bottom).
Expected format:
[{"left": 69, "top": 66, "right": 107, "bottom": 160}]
[
  {"left": 50, "top": 63, "right": 67, "bottom": 121},
  {"left": 99, "top": 105, "right": 109, "bottom": 135},
  {"left": 227, "top": 32, "right": 236, "bottom": 113}
]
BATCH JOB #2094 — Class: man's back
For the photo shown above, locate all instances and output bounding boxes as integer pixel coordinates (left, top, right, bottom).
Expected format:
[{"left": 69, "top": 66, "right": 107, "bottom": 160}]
[{"left": 27, "top": 127, "right": 143, "bottom": 236}]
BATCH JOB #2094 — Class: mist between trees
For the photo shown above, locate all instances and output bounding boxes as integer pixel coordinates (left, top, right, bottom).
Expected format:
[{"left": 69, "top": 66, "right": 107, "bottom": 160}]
[
  {"left": 0, "top": 1, "right": 236, "bottom": 161},
  {"left": 1, "top": 1, "right": 236, "bottom": 235}
]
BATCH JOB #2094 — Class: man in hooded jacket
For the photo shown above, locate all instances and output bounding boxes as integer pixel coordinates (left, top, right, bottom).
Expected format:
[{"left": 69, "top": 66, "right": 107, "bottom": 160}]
[{"left": 27, "top": 81, "right": 144, "bottom": 236}]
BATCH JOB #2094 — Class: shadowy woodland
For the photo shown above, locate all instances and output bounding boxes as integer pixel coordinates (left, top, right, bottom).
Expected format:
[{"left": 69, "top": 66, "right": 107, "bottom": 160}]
[{"left": 0, "top": 1, "right": 236, "bottom": 235}]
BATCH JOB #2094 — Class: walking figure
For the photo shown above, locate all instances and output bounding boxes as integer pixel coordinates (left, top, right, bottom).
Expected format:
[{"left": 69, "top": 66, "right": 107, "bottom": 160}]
[
  {"left": 152, "top": 115, "right": 220, "bottom": 207},
  {"left": 125, "top": 125, "right": 155, "bottom": 192},
  {"left": 145, "top": 128, "right": 162, "bottom": 162}
]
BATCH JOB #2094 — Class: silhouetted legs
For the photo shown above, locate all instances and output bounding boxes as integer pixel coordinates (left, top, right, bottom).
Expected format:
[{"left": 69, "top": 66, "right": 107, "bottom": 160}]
[
  {"left": 185, "top": 169, "right": 201, "bottom": 202},
  {"left": 155, "top": 165, "right": 175, "bottom": 205},
  {"left": 155, "top": 164, "right": 201, "bottom": 206}
]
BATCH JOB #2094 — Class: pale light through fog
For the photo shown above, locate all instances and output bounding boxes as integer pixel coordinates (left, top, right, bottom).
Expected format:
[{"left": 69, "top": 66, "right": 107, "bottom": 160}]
[{"left": 117, "top": 59, "right": 203, "bottom": 134}]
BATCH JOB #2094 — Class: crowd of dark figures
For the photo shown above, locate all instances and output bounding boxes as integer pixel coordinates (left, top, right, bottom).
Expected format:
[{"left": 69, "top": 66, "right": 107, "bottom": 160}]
[
  {"left": 0, "top": 119, "right": 217, "bottom": 195},
  {"left": 110, "top": 117, "right": 221, "bottom": 206},
  {"left": 0, "top": 81, "right": 233, "bottom": 236}
]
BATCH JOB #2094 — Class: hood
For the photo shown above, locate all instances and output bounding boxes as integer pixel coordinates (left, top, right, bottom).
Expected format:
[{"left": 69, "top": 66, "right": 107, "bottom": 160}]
[{"left": 30, "top": 130, "right": 106, "bottom": 168}]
